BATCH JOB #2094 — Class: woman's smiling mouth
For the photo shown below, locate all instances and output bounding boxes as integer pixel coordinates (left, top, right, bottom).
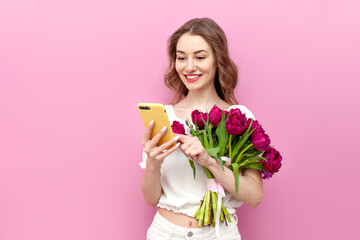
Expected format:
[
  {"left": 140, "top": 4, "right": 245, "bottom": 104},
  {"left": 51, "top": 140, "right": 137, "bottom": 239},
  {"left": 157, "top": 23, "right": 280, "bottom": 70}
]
[{"left": 185, "top": 74, "right": 202, "bottom": 82}]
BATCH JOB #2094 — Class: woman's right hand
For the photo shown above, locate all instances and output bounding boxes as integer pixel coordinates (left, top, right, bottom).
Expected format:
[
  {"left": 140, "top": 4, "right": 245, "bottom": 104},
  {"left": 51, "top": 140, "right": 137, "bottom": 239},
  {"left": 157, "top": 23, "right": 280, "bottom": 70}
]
[{"left": 142, "top": 120, "right": 180, "bottom": 169}]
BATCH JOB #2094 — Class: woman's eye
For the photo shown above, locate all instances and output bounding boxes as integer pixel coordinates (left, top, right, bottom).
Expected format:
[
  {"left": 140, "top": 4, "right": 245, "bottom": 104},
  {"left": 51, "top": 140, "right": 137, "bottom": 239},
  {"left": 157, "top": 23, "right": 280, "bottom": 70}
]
[
  {"left": 197, "top": 56, "right": 206, "bottom": 60},
  {"left": 177, "top": 57, "right": 185, "bottom": 61}
]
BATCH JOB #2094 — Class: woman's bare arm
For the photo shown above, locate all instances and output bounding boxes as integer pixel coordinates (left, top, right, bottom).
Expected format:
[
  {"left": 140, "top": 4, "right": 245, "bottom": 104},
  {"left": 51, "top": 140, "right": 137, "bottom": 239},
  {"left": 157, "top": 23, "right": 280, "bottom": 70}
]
[
  {"left": 141, "top": 121, "right": 180, "bottom": 207},
  {"left": 206, "top": 161, "right": 263, "bottom": 207}
]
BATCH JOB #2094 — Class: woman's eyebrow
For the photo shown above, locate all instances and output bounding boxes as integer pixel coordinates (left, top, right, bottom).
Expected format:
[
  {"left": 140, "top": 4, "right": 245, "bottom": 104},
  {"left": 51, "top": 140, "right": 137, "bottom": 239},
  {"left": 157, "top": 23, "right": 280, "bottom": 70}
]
[{"left": 176, "top": 50, "right": 209, "bottom": 54}]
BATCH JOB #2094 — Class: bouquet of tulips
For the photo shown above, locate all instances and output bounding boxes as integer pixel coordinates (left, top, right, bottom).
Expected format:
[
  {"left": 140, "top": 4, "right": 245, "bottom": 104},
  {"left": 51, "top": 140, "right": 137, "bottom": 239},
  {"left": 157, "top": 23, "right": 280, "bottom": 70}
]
[{"left": 171, "top": 105, "right": 282, "bottom": 229}]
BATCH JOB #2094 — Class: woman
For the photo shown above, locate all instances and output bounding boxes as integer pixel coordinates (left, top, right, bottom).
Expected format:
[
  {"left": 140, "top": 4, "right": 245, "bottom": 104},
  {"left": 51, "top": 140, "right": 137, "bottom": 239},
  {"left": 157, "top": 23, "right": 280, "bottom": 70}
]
[{"left": 140, "top": 18, "right": 263, "bottom": 240}]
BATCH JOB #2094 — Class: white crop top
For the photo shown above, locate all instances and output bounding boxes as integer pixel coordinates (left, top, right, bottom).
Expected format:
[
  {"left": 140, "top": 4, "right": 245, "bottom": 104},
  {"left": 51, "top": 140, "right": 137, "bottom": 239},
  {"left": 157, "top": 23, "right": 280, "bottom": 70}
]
[{"left": 140, "top": 104, "right": 256, "bottom": 216}]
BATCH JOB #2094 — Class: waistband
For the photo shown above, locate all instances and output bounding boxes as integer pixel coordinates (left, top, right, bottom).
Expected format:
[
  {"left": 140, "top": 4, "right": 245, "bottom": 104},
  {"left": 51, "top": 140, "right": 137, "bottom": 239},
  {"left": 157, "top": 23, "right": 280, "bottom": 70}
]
[{"left": 152, "top": 210, "right": 238, "bottom": 239}]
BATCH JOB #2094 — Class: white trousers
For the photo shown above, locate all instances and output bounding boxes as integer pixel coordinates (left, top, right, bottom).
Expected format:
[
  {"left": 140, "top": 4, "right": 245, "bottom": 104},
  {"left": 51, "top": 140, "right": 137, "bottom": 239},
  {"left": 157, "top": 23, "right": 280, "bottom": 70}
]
[{"left": 146, "top": 211, "right": 241, "bottom": 240}]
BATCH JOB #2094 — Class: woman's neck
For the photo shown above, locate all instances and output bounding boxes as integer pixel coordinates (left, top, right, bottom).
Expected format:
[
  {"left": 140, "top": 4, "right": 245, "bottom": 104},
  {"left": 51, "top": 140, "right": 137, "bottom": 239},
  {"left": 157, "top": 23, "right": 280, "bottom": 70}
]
[{"left": 179, "top": 86, "right": 227, "bottom": 112}]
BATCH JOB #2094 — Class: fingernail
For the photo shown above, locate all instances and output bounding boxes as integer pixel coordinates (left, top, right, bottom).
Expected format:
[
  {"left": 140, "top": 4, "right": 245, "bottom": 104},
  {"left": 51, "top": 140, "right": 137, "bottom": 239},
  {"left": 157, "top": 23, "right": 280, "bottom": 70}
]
[
  {"left": 149, "top": 120, "right": 154, "bottom": 125},
  {"left": 161, "top": 126, "right": 167, "bottom": 132},
  {"left": 173, "top": 135, "right": 180, "bottom": 141},
  {"left": 175, "top": 142, "right": 180, "bottom": 148}
]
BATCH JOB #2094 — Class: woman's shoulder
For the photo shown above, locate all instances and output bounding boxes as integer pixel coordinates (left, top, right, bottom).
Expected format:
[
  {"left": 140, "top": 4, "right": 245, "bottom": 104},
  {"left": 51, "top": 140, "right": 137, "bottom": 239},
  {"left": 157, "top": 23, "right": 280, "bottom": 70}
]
[{"left": 229, "top": 104, "right": 256, "bottom": 120}]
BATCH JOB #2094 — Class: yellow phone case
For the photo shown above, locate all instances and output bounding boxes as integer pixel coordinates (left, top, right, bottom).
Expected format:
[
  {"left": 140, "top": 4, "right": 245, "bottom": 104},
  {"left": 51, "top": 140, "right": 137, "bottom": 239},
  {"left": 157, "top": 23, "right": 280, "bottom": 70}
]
[{"left": 138, "top": 103, "right": 174, "bottom": 147}]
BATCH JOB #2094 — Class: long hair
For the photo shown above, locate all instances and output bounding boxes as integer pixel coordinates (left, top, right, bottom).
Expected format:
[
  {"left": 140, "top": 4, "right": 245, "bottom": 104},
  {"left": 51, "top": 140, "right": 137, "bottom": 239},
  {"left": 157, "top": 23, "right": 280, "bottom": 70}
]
[{"left": 164, "top": 18, "right": 239, "bottom": 104}]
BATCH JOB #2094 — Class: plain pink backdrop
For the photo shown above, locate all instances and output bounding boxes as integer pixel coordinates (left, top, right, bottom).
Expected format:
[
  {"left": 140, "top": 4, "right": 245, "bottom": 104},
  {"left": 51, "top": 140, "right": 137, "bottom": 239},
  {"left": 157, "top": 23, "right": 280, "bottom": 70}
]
[{"left": 1, "top": 0, "right": 359, "bottom": 239}]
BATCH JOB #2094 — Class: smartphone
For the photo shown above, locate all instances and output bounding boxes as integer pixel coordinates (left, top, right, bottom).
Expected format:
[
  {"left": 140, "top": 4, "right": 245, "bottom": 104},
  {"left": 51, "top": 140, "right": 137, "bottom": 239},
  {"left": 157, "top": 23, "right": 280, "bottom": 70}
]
[{"left": 138, "top": 103, "right": 174, "bottom": 147}]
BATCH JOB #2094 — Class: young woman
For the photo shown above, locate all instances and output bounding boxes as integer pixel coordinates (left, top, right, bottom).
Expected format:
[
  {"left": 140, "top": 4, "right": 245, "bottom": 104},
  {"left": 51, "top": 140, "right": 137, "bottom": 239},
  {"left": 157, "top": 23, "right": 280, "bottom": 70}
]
[{"left": 140, "top": 18, "right": 263, "bottom": 240}]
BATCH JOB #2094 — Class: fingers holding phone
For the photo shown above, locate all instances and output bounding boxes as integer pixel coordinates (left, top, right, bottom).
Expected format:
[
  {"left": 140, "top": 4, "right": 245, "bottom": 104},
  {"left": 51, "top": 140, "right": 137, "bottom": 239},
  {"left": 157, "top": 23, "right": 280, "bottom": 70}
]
[
  {"left": 139, "top": 103, "right": 180, "bottom": 169},
  {"left": 142, "top": 120, "right": 168, "bottom": 149},
  {"left": 141, "top": 120, "right": 154, "bottom": 146},
  {"left": 142, "top": 121, "right": 180, "bottom": 168}
]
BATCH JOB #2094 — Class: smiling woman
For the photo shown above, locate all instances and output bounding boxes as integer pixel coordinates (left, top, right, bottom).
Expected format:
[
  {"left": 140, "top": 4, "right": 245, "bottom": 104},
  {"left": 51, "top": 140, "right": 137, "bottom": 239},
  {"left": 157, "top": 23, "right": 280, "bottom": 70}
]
[
  {"left": 165, "top": 18, "right": 239, "bottom": 105},
  {"left": 140, "top": 18, "right": 263, "bottom": 240},
  {"left": 175, "top": 34, "right": 217, "bottom": 90}
]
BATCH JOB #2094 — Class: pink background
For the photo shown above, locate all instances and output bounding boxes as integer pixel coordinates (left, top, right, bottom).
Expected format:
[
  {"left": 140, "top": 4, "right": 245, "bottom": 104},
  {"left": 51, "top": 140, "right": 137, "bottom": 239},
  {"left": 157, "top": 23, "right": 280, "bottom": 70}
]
[{"left": 1, "top": 0, "right": 359, "bottom": 239}]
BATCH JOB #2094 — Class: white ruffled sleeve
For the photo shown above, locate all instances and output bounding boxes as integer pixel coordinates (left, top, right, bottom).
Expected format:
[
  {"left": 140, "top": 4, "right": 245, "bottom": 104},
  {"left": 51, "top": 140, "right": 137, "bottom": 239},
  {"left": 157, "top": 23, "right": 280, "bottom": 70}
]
[{"left": 241, "top": 105, "right": 256, "bottom": 120}]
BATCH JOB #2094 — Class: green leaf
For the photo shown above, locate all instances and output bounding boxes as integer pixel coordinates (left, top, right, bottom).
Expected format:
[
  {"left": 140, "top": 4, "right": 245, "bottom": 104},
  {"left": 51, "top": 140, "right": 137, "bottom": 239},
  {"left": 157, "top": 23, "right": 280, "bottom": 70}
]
[
  {"left": 203, "top": 125, "right": 209, "bottom": 148},
  {"left": 207, "top": 147, "right": 219, "bottom": 157},
  {"left": 203, "top": 167, "right": 214, "bottom": 179},
  {"left": 207, "top": 125, "right": 214, "bottom": 148},
  {"left": 205, "top": 147, "right": 224, "bottom": 170},
  {"left": 234, "top": 144, "right": 259, "bottom": 162},
  {"left": 238, "top": 156, "right": 266, "bottom": 168},
  {"left": 245, "top": 155, "right": 266, "bottom": 162},
  {"left": 216, "top": 112, "right": 229, "bottom": 156},
  {"left": 246, "top": 148, "right": 262, "bottom": 156},
  {"left": 228, "top": 135, "right": 233, "bottom": 160},
  {"left": 188, "top": 159, "right": 196, "bottom": 179},
  {"left": 201, "top": 112, "right": 208, "bottom": 128},
  {"left": 232, "top": 120, "right": 254, "bottom": 156},
  {"left": 235, "top": 143, "right": 254, "bottom": 163},
  {"left": 214, "top": 155, "right": 224, "bottom": 171},
  {"left": 240, "top": 162, "right": 265, "bottom": 171},
  {"left": 240, "top": 152, "right": 261, "bottom": 159},
  {"left": 208, "top": 148, "right": 223, "bottom": 170},
  {"left": 197, "top": 134, "right": 204, "bottom": 144},
  {"left": 231, "top": 163, "right": 240, "bottom": 199},
  {"left": 194, "top": 117, "right": 198, "bottom": 131},
  {"left": 186, "top": 118, "right": 197, "bottom": 136},
  {"left": 237, "top": 141, "right": 252, "bottom": 154}
]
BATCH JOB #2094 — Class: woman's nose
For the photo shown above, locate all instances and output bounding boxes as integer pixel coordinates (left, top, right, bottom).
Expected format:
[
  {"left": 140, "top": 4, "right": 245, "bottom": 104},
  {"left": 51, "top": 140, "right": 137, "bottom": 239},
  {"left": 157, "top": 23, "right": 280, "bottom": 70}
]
[{"left": 185, "top": 60, "right": 196, "bottom": 72}]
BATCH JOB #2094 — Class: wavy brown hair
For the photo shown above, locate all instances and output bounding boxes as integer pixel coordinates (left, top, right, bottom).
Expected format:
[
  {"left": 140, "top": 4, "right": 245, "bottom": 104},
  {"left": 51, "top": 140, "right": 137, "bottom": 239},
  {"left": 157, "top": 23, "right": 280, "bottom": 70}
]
[{"left": 165, "top": 18, "right": 239, "bottom": 105}]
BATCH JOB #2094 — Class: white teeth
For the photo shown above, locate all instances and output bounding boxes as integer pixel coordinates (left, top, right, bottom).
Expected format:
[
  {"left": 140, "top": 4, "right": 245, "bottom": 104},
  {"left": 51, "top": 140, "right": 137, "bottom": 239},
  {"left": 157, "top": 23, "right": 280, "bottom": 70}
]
[{"left": 186, "top": 75, "right": 201, "bottom": 79}]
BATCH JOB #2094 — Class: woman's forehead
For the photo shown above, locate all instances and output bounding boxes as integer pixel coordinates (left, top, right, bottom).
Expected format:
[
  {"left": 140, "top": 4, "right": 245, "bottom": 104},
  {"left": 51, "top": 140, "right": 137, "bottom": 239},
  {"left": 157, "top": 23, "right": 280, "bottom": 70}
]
[{"left": 176, "top": 33, "right": 212, "bottom": 54}]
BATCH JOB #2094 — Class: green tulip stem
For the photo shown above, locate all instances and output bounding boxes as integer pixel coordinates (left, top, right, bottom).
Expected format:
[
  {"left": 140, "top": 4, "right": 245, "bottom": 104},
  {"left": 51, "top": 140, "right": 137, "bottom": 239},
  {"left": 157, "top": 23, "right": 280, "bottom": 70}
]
[
  {"left": 208, "top": 125, "right": 214, "bottom": 148},
  {"left": 204, "top": 190, "right": 211, "bottom": 225},
  {"left": 211, "top": 191, "right": 217, "bottom": 225},
  {"left": 229, "top": 135, "right": 233, "bottom": 161},
  {"left": 198, "top": 190, "right": 208, "bottom": 226},
  {"left": 231, "top": 122, "right": 256, "bottom": 158},
  {"left": 222, "top": 202, "right": 232, "bottom": 223},
  {"left": 235, "top": 143, "right": 253, "bottom": 163},
  {"left": 203, "top": 167, "right": 214, "bottom": 179},
  {"left": 220, "top": 206, "right": 224, "bottom": 222},
  {"left": 193, "top": 206, "right": 200, "bottom": 219},
  {"left": 203, "top": 125, "right": 209, "bottom": 148}
]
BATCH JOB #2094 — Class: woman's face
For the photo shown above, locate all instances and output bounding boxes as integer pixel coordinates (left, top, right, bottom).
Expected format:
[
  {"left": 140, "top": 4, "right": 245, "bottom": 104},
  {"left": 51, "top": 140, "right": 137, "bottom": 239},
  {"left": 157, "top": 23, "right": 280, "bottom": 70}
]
[{"left": 175, "top": 33, "right": 217, "bottom": 92}]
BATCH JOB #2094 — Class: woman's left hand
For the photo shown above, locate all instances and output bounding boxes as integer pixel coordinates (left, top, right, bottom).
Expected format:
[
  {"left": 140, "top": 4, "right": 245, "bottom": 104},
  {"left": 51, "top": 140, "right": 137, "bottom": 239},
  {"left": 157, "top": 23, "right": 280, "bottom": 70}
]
[{"left": 176, "top": 134, "right": 216, "bottom": 168}]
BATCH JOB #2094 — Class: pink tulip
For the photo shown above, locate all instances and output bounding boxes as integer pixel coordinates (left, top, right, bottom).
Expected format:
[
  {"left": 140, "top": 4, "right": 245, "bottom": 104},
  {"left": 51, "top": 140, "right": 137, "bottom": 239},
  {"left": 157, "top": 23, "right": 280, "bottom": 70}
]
[
  {"left": 251, "top": 128, "right": 271, "bottom": 151},
  {"left": 225, "top": 108, "right": 248, "bottom": 135},
  {"left": 171, "top": 121, "right": 186, "bottom": 135},
  {"left": 209, "top": 105, "right": 222, "bottom": 127},
  {"left": 191, "top": 110, "right": 207, "bottom": 130},
  {"left": 260, "top": 148, "right": 282, "bottom": 179}
]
